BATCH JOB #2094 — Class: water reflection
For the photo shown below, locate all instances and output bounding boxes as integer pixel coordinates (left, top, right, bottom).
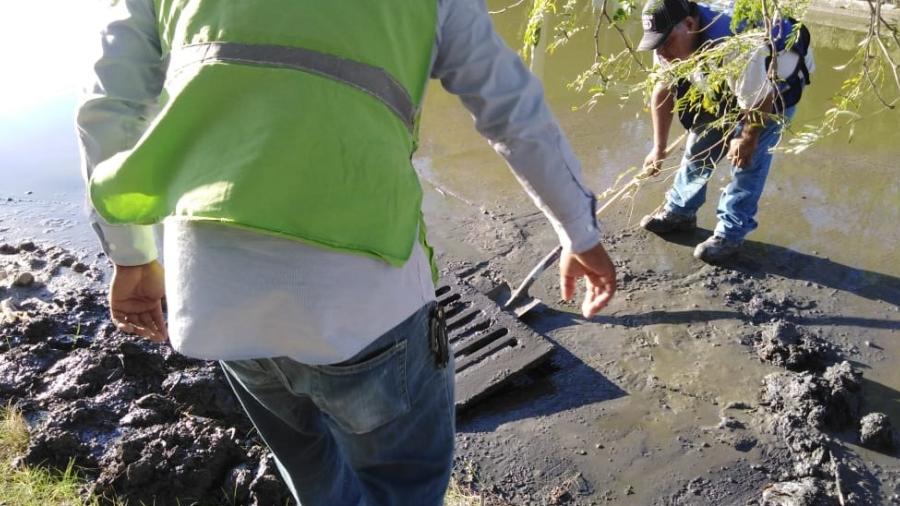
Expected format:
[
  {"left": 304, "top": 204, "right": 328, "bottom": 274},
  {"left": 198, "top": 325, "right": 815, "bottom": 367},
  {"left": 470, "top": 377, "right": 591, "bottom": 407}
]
[
  {"left": 0, "top": 95, "right": 82, "bottom": 198},
  {"left": 0, "top": 1, "right": 102, "bottom": 199},
  {"left": 416, "top": 2, "right": 900, "bottom": 276}
]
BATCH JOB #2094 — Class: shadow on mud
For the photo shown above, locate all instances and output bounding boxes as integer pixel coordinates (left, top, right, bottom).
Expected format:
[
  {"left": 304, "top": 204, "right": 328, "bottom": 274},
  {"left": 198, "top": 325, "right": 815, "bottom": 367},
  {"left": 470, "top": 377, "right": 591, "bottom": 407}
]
[
  {"left": 596, "top": 309, "right": 738, "bottom": 327},
  {"left": 537, "top": 305, "right": 895, "bottom": 333},
  {"left": 524, "top": 304, "right": 740, "bottom": 333},
  {"left": 659, "top": 228, "right": 900, "bottom": 307},
  {"left": 593, "top": 307, "right": 898, "bottom": 331},
  {"left": 528, "top": 295, "right": 873, "bottom": 331},
  {"left": 457, "top": 335, "right": 626, "bottom": 433}
]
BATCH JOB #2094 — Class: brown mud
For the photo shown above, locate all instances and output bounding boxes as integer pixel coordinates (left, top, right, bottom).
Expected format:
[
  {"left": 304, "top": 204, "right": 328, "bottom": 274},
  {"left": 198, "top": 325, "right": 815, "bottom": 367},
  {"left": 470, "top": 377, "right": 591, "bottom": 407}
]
[
  {"left": 421, "top": 184, "right": 900, "bottom": 505},
  {"left": 1, "top": 186, "right": 898, "bottom": 505},
  {"left": 0, "top": 240, "right": 291, "bottom": 505}
]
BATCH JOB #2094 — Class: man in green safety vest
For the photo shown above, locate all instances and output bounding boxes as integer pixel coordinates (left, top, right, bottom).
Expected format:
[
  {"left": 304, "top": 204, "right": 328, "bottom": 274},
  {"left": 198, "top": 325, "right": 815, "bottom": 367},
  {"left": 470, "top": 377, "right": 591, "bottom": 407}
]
[{"left": 78, "top": 0, "right": 616, "bottom": 503}]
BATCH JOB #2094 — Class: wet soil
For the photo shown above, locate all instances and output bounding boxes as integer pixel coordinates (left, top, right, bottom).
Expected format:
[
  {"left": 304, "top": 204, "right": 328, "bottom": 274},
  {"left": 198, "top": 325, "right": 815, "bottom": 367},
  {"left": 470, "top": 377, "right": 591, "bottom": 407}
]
[
  {"left": 422, "top": 186, "right": 900, "bottom": 505},
  {"left": 0, "top": 240, "right": 292, "bottom": 505},
  {"left": 1, "top": 185, "right": 898, "bottom": 505}
]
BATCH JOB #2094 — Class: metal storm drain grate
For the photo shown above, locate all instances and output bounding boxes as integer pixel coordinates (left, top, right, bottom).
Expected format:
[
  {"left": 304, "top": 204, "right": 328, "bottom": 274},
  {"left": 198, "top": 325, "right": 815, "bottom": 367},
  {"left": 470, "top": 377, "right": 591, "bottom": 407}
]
[{"left": 436, "top": 277, "right": 555, "bottom": 411}]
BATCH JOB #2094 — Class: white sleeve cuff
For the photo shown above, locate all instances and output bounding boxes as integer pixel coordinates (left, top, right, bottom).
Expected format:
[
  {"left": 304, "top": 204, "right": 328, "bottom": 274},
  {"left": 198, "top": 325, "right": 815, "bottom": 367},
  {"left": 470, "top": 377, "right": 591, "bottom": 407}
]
[
  {"left": 550, "top": 204, "right": 603, "bottom": 254},
  {"left": 91, "top": 221, "right": 158, "bottom": 266}
]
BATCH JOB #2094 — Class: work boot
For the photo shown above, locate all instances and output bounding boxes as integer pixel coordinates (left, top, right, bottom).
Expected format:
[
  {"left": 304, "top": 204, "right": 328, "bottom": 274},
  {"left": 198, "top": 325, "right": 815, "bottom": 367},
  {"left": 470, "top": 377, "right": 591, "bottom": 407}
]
[
  {"left": 640, "top": 209, "right": 697, "bottom": 234},
  {"left": 693, "top": 236, "right": 742, "bottom": 263}
]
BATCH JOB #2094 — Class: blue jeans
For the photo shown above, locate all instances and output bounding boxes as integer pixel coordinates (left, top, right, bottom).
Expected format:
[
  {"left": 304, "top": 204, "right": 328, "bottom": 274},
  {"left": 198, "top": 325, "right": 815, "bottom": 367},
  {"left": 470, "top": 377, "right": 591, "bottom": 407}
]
[
  {"left": 664, "top": 106, "right": 796, "bottom": 242},
  {"left": 221, "top": 303, "right": 455, "bottom": 506}
]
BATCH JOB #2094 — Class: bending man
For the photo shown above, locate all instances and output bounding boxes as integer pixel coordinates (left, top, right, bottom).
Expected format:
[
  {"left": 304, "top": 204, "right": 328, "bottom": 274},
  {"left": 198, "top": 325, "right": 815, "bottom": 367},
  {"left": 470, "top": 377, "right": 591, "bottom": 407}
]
[{"left": 637, "top": 0, "right": 813, "bottom": 262}]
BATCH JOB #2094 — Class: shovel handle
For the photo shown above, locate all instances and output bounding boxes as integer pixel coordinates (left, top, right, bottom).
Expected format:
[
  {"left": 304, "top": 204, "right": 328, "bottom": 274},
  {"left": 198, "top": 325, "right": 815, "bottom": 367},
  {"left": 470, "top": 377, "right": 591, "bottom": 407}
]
[{"left": 503, "top": 245, "right": 562, "bottom": 309}]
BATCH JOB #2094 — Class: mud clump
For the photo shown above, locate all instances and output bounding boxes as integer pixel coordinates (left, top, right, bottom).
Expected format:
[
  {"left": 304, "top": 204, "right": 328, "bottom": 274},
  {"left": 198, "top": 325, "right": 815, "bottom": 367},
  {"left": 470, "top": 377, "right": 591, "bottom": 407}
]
[
  {"left": 755, "top": 322, "right": 829, "bottom": 372},
  {"left": 761, "top": 477, "right": 835, "bottom": 506},
  {"left": 545, "top": 472, "right": 592, "bottom": 505},
  {"left": 13, "top": 271, "right": 35, "bottom": 287},
  {"left": 859, "top": 413, "right": 894, "bottom": 451},
  {"left": 760, "top": 361, "right": 862, "bottom": 445},
  {"left": 821, "top": 362, "right": 864, "bottom": 428},
  {"left": 22, "top": 314, "right": 58, "bottom": 339},
  {"left": 726, "top": 289, "right": 813, "bottom": 325},
  {"left": 0, "top": 342, "right": 67, "bottom": 397},
  {"left": 95, "top": 417, "right": 249, "bottom": 505},
  {"left": 27, "top": 425, "right": 97, "bottom": 470},
  {"left": 0, "top": 242, "right": 292, "bottom": 505},
  {"left": 727, "top": 282, "right": 876, "bottom": 504},
  {"left": 162, "top": 367, "right": 246, "bottom": 423},
  {"left": 224, "top": 450, "right": 291, "bottom": 505},
  {"left": 760, "top": 361, "right": 862, "bottom": 430},
  {"left": 758, "top": 361, "right": 873, "bottom": 504},
  {"left": 120, "top": 394, "right": 177, "bottom": 427}
]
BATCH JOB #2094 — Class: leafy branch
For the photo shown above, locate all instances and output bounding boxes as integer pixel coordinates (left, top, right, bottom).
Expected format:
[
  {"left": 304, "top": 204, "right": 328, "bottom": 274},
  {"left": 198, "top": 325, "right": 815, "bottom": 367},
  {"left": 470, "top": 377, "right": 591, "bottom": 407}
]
[{"left": 510, "top": 0, "right": 899, "bottom": 153}]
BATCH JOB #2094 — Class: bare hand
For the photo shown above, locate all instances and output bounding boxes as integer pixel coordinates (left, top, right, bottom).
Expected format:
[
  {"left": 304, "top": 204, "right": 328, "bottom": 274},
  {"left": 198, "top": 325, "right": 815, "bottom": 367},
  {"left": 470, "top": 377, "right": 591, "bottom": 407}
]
[
  {"left": 727, "top": 137, "right": 756, "bottom": 169},
  {"left": 643, "top": 147, "right": 667, "bottom": 176},
  {"left": 559, "top": 242, "right": 617, "bottom": 318},
  {"left": 110, "top": 260, "right": 168, "bottom": 342}
]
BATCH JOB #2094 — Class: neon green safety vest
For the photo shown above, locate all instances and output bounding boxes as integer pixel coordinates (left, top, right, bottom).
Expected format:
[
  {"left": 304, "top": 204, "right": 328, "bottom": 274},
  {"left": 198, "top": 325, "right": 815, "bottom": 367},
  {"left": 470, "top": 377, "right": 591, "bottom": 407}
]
[{"left": 89, "top": 0, "right": 438, "bottom": 273}]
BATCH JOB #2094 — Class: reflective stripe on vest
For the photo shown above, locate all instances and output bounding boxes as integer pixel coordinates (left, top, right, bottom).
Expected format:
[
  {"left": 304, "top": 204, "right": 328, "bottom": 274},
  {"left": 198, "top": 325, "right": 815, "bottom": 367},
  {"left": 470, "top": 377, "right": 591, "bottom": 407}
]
[
  {"left": 169, "top": 42, "right": 417, "bottom": 132},
  {"left": 90, "top": 0, "right": 438, "bottom": 269}
]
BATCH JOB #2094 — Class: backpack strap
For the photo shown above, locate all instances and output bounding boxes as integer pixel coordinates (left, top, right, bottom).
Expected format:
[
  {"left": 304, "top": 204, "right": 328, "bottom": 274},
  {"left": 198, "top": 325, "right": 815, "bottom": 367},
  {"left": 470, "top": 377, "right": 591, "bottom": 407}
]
[{"left": 764, "top": 18, "right": 812, "bottom": 112}]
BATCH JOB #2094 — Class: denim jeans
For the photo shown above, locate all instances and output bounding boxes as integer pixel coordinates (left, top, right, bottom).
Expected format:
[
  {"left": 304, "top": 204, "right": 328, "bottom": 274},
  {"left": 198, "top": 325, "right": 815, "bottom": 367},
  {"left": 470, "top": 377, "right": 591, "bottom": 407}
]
[
  {"left": 221, "top": 303, "right": 455, "bottom": 506},
  {"left": 664, "top": 106, "right": 796, "bottom": 242}
]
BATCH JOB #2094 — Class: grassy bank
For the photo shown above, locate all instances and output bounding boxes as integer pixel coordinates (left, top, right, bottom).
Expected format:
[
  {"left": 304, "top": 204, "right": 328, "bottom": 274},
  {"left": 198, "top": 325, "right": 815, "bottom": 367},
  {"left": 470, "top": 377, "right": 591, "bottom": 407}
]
[{"left": 0, "top": 404, "right": 101, "bottom": 505}]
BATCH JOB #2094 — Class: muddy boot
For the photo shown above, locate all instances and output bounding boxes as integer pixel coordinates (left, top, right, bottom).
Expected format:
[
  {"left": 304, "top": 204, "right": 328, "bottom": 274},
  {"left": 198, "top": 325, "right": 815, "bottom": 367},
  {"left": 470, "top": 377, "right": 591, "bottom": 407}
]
[
  {"left": 693, "top": 236, "right": 742, "bottom": 263},
  {"left": 639, "top": 209, "right": 697, "bottom": 234}
]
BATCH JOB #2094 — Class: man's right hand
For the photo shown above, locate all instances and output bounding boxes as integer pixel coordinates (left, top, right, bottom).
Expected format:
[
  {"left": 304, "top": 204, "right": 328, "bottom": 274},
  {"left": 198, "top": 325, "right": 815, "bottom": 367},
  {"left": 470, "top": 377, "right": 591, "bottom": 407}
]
[
  {"left": 559, "top": 242, "right": 617, "bottom": 318},
  {"left": 643, "top": 147, "right": 667, "bottom": 176},
  {"left": 110, "top": 260, "right": 168, "bottom": 342}
]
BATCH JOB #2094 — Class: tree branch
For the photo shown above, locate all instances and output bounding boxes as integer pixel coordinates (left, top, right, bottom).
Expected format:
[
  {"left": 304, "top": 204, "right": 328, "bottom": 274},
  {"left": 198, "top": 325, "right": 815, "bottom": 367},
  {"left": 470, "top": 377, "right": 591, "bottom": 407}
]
[
  {"left": 862, "top": 0, "right": 896, "bottom": 108},
  {"left": 490, "top": 0, "right": 528, "bottom": 15},
  {"left": 599, "top": 9, "right": 646, "bottom": 71}
]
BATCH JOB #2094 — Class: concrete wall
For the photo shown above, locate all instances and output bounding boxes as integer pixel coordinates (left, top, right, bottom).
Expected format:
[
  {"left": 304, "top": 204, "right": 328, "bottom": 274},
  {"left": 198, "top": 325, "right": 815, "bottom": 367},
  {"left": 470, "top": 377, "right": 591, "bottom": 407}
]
[{"left": 808, "top": 0, "right": 899, "bottom": 32}]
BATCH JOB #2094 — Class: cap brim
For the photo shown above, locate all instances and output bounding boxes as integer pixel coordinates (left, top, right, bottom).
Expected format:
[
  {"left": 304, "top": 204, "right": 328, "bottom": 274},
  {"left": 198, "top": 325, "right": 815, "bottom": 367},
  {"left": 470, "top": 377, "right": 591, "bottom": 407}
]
[{"left": 637, "top": 30, "right": 670, "bottom": 51}]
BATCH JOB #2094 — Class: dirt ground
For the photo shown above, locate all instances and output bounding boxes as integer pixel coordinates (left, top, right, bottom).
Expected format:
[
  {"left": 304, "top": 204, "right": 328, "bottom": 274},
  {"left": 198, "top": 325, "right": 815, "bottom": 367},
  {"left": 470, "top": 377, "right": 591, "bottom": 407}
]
[
  {"left": 423, "top": 186, "right": 900, "bottom": 505},
  {"left": 0, "top": 189, "right": 898, "bottom": 505},
  {"left": 0, "top": 238, "right": 291, "bottom": 505}
]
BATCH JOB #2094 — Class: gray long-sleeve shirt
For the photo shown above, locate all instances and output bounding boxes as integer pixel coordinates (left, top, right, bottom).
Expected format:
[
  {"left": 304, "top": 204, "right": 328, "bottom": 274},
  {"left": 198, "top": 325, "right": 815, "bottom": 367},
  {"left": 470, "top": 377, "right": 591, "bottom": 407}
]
[{"left": 78, "top": 0, "right": 602, "bottom": 363}]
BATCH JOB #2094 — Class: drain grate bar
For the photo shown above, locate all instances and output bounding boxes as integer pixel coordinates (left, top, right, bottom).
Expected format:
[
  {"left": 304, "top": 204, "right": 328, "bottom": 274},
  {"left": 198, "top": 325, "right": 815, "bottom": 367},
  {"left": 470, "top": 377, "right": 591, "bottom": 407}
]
[
  {"left": 437, "top": 276, "right": 555, "bottom": 411},
  {"left": 455, "top": 334, "right": 517, "bottom": 373}
]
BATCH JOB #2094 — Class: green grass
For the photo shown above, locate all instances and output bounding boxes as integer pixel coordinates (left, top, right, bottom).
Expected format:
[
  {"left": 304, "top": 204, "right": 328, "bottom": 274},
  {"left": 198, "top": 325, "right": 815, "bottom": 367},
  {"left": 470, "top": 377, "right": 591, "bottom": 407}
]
[
  {"left": 0, "top": 404, "right": 101, "bottom": 506},
  {"left": 445, "top": 461, "right": 510, "bottom": 506},
  {"left": 445, "top": 480, "right": 488, "bottom": 506}
]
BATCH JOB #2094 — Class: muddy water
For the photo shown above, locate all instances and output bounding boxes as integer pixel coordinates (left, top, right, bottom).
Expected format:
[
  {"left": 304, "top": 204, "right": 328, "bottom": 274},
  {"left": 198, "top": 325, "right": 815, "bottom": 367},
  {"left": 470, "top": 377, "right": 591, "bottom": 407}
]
[{"left": 417, "top": 6, "right": 899, "bottom": 276}]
